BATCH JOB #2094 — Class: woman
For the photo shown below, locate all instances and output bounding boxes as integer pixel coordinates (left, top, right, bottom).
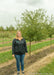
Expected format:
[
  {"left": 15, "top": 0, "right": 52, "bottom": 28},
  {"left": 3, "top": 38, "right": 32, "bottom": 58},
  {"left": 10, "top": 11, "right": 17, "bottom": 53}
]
[{"left": 12, "top": 30, "right": 28, "bottom": 75}]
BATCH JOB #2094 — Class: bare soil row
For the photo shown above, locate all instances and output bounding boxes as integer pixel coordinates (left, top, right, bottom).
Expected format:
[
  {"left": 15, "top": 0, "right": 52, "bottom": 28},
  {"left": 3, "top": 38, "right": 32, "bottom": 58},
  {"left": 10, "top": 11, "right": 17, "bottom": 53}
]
[{"left": 0, "top": 45, "right": 54, "bottom": 75}]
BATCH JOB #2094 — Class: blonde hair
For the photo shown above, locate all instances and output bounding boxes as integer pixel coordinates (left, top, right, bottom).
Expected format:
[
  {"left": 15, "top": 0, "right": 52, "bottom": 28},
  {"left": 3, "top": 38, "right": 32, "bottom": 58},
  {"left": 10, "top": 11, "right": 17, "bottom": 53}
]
[{"left": 15, "top": 30, "right": 22, "bottom": 39}]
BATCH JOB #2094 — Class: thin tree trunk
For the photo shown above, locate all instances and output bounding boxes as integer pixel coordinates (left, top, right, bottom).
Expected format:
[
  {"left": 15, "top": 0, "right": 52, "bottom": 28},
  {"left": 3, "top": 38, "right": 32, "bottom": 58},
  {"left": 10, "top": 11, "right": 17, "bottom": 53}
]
[
  {"left": 50, "top": 37, "right": 52, "bottom": 49},
  {"left": 35, "top": 41, "right": 37, "bottom": 43},
  {"left": 29, "top": 41, "right": 31, "bottom": 57}
]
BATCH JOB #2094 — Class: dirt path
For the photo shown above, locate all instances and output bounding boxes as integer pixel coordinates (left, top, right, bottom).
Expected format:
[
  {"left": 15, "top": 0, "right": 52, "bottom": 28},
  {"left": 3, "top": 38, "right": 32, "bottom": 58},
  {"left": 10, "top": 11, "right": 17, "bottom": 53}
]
[
  {"left": 0, "top": 46, "right": 11, "bottom": 50},
  {"left": 0, "top": 44, "right": 54, "bottom": 68},
  {"left": 0, "top": 41, "right": 12, "bottom": 44},
  {"left": 0, "top": 45, "right": 54, "bottom": 75},
  {"left": 24, "top": 52, "right": 54, "bottom": 75},
  {"left": 0, "top": 46, "right": 11, "bottom": 53}
]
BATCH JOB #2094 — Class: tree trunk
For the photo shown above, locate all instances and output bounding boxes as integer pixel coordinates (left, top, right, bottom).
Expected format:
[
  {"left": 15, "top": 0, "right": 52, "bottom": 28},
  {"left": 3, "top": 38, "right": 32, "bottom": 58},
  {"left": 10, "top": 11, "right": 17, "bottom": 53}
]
[
  {"left": 29, "top": 41, "right": 31, "bottom": 57},
  {"left": 50, "top": 37, "right": 52, "bottom": 49}
]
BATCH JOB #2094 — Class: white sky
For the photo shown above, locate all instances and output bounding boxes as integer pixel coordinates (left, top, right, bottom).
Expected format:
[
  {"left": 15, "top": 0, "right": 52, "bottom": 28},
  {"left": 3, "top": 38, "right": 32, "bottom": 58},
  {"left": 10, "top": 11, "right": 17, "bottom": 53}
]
[{"left": 0, "top": 0, "right": 54, "bottom": 29}]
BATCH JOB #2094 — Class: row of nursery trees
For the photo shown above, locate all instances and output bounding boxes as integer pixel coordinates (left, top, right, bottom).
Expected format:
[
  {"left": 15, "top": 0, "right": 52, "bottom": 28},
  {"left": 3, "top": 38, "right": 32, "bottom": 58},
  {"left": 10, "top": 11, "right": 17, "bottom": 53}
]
[
  {"left": 15, "top": 9, "right": 54, "bottom": 56},
  {"left": 0, "top": 25, "right": 16, "bottom": 31}
]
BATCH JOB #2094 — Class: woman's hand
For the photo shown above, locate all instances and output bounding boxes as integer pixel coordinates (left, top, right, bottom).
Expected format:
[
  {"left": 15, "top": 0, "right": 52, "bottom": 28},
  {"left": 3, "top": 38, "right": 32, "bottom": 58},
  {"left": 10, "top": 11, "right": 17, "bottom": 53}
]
[
  {"left": 12, "top": 54, "right": 15, "bottom": 57},
  {"left": 25, "top": 53, "right": 28, "bottom": 55}
]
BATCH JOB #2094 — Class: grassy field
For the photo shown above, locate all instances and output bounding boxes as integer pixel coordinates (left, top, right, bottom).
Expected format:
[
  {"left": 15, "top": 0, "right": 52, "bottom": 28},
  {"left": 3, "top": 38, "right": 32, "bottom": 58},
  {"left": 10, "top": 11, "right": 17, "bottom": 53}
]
[
  {"left": 0, "top": 50, "right": 13, "bottom": 63},
  {"left": 31, "top": 39, "right": 54, "bottom": 52},
  {"left": 0, "top": 40, "right": 28, "bottom": 47},
  {"left": 0, "top": 38, "right": 13, "bottom": 42},
  {"left": 0, "top": 39, "right": 54, "bottom": 64},
  {"left": 0, "top": 38, "right": 54, "bottom": 47},
  {"left": 38, "top": 58, "right": 54, "bottom": 75}
]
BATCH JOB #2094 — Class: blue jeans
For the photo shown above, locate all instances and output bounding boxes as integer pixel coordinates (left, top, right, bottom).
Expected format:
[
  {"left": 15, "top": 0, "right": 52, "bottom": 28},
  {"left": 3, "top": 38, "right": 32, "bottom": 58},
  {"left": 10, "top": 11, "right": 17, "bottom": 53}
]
[{"left": 14, "top": 54, "right": 25, "bottom": 71}]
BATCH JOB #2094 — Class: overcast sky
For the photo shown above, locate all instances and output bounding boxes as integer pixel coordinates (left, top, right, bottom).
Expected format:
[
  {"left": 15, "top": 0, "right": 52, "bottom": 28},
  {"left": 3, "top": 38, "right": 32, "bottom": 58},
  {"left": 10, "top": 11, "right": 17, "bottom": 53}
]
[{"left": 0, "top": 0, "right": 54, "bottom": 29}]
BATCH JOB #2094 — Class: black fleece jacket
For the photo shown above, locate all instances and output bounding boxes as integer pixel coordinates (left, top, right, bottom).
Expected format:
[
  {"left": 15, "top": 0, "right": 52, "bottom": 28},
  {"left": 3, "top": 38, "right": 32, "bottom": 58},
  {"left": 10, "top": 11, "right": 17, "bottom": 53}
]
[{"left": 12, "top": 38, "right": 28, "bottom": 55}]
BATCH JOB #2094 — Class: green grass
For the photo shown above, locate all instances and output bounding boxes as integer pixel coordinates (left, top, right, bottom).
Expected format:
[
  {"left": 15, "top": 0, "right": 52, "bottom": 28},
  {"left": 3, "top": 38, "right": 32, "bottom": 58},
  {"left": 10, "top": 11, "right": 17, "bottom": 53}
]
[
  {"left": 0, "top": 39, "right": 54, "bottom": 64},
  {"left": 0, "top": 42, "right": 12, "bottom": 47},
  {"left": 38, "top": 58, "right": 54, "bottom": 75},
  {"left": 28, "top": 39, "right": 54, "bottom": 52},
  {"left": 0, "top": 40, "right": 28, "bottom": 47},
  {"left": 0, "top": 38, "right": 13, "bottom": 42},
  {"left": 0, "top": 38, "right": 54, "bottom": 47},
  {"left": 0, "top": 50, "right": 13, "bottom": 63}
]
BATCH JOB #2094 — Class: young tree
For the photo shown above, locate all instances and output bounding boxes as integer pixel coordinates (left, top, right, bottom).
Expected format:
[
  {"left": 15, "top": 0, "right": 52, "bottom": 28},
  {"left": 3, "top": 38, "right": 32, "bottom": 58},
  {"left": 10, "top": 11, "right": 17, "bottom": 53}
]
[{"left": 19, "top": 9, "right": 48, "bottom": 56}]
